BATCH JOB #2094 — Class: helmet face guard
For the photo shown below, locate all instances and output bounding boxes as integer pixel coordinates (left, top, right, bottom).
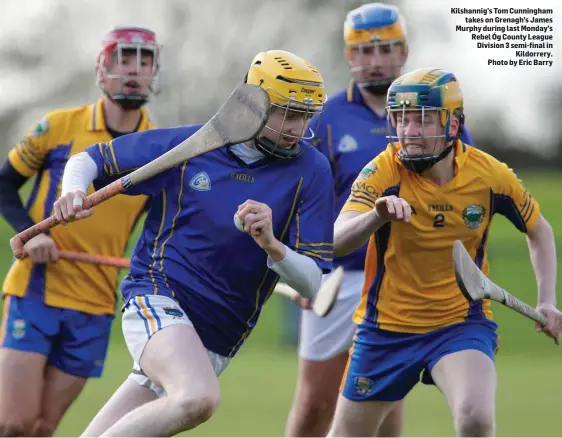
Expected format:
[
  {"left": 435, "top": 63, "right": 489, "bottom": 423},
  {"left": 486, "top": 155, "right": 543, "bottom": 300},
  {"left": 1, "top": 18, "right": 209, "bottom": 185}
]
[
  {"left": 246, "top": 50, "right": 326, "bottom": 160},
  {"left": 96, "top": 27, "right": 162, "bottom": 110},
  {"left": 346, "top": 38, "right": 406, "bottom": 95},
  {"left": 256, "top": 85, "right": 323, "bottom": 160},
  {"left": 386, "top": 104, "right": 454, "bottom": 173},
  {"left": 385, "top": 68, "right": 465, "bottom": 173}
]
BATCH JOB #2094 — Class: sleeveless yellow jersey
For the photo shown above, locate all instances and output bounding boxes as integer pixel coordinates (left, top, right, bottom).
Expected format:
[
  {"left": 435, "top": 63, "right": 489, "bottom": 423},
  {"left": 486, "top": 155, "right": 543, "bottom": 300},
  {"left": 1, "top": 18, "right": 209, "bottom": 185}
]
[
  {"left": 3, "top": 99, "right": 154, "bottom": 315},
  {"left": 341, "top": 140, "right": 541, "bottom": 333}
]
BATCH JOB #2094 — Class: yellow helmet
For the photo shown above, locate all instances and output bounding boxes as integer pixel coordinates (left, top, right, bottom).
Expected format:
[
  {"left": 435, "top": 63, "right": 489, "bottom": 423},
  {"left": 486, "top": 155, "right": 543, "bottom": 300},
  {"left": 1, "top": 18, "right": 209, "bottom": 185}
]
[
  {"left": 245, "top": 50, "right": 325, "bottom": 159},
  {"left": 246, "top": 50, "right": 325, "bottom": 112}
]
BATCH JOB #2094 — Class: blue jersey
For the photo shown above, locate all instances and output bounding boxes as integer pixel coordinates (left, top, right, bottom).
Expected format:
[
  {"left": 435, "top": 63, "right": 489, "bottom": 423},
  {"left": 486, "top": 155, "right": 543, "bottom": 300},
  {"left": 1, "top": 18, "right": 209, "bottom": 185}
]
[
  {"left": 86, "top": 125, "right": 335, "bottom": 357},
  {"left": 311, "top": 81, "right": 475, "bottom": 271}
]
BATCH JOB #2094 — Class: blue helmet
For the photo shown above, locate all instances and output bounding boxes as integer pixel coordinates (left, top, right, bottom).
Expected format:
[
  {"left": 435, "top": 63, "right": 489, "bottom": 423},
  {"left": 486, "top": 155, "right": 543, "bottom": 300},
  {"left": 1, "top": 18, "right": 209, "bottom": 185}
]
[{"left": 344, "top": 3, "right": 408, "bottom": 95}]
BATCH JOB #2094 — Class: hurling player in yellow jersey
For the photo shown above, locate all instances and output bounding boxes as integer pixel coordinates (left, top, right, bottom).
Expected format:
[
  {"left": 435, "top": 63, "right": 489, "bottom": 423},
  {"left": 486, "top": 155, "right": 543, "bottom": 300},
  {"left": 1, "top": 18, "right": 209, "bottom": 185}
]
[
  {"left": 0, "top": 27, "right": 160, "bottom": 436},
  {"left": 329, "top": 67, "right": 562, "bottom": 437}
]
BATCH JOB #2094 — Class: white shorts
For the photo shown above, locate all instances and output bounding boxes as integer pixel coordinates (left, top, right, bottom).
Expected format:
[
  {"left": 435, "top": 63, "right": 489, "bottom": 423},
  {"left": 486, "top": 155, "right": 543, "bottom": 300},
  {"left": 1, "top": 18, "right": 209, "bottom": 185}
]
[
  {"left": 298, "top": 270, "right": 363, "bottom": 361},
  {"left": 122, "top": 295, "right": 230, "bottom": 398}
]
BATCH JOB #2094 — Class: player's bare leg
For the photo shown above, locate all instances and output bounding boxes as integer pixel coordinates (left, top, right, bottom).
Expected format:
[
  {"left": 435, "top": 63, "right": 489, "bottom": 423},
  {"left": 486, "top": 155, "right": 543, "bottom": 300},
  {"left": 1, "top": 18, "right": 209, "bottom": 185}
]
[
  {"left": 378, "top": 402, "right": 404, "bottom": 437},
  {"left": 287, "top": 269, "right": 404, "bottom": 437},
  {"left": 328, "top": 394, "right": 397, "bottom": 437},
  {"left": 0, "top": 349, "right": 46, "bottom": 436},
  {"left": 430, "top": 350, "right": 496, "bottom": 437},
  {"left": 286, "top": 354, "right": 405, "bottom": 437},
  {"left": 99, "top": 324, "right": 220, "bottom": 437},
  {"left": 81, "top": 379, "right": 157, "bottom": 437},
  {"left": 31, "top": 366, "right": 87, "bottom": 436},
  {"left": 286, "top": 353, "right": 348, "bottom": 436}
]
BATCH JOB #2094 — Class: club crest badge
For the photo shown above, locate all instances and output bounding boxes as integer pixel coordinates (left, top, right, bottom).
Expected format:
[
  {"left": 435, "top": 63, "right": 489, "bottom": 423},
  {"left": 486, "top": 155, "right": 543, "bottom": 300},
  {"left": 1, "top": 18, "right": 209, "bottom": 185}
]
[
  {"left": 462, "top": 204, "right": 486, "bottom": 229},
  {"left": 358, "top": 162, "right": 377, "bottom": 179},
  {"left": 337, "top": 134, "right": 358, "bottom": 153},
  {"left": 32, "top": 118, "right": 49, "bottom": 138},
  {"left": 189, "top": 172, "right": 211, "bottom": 191},
  {"left": 354, "top": 376, "right": 373, "bottom": 396},
  {"left": 12, "top": 319, "right": 26, "bottom": 340}
]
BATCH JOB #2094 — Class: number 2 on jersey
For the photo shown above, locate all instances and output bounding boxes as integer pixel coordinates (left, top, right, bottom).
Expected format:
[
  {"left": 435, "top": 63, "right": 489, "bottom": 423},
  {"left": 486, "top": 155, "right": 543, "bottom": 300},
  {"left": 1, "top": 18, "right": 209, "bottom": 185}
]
[{"left": 433, "top": 213, "right": 445, "bottom": 228}]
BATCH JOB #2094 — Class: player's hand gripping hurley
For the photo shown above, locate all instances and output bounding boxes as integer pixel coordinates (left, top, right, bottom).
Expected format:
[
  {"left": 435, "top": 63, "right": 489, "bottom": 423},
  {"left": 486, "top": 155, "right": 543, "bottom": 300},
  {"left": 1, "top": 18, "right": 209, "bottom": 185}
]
[
  {"left": 10, "top": 84, "right": 270, "bottom": 259},
  {"left": 453, "top": 239, "right": 559, "bottom": 344}
]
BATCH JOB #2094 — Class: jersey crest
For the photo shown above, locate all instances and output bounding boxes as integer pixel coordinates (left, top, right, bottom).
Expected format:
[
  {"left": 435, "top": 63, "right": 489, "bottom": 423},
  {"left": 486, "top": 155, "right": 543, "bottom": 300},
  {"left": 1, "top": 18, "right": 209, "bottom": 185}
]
[
  {"left": 358, "top": 161, "right": 377, "bottom": 179},
  {"left": 189, "top": 171, "right": 211, "bottom": 191},
  {"left": 462, "top": 204, "right": 486, "bottom": 229},
  {"left": 337, "top": 134, "right": 358, "bottom": 153},
  {"left": 32, "top": 118, "right": 49, "bottom": 138}
]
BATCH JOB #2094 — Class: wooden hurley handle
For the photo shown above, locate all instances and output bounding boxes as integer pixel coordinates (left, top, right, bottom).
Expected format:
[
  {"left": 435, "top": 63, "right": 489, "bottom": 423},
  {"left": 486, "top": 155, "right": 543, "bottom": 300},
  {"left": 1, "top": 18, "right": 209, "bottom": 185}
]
[
  {"left": 10, "top": 178, "right": 127, "bottom": 259},
  {"left": 11, "top": 84, "right": 270, "bottom": 260},
  {"left": 503, "top": 290, "right": 548, "bottom": 327}
]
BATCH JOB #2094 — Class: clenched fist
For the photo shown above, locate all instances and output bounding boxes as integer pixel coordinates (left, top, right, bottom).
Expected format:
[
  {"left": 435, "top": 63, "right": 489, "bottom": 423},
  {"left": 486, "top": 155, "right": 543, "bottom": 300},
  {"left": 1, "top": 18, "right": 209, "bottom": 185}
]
[
  {"left": 23, "top": 233, "right": 58, "bottom": 263},
  {"left": 375, "top": 195, "right": 412, "bottom": 223}
]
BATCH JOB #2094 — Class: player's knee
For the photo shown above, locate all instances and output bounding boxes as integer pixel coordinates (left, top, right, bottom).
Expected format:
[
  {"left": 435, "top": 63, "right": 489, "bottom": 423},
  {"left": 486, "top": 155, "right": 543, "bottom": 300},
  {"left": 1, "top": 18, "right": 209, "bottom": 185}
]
[
  {"left": 0, "top": 420, "right": 27, "bottom": 437},
  {"left": 289, "top": 396, "right": 333, "bottom": 436},
  {"left": 0, "top": 408, "right": 39, "bottom": 436},
  {"left": 454, "top": 401, "right": 494, "bottom": 437},
  {"left": 297, "top": 375, "right": 339, "bottom": 413},
  {"left": 191, "top": 396, "right": 219, "bottom": 425},
  {"left": 31, "top": 417, "right": 57, "bottom": 437},
  {"left": 378, "top": 403, "right": 404, "bottom": 437},
  {"left": 299, "top": 393, "right": 334, "bottom": 422},
  {"left": 174, "top": 393, "right": 220, "bottom": 428}
]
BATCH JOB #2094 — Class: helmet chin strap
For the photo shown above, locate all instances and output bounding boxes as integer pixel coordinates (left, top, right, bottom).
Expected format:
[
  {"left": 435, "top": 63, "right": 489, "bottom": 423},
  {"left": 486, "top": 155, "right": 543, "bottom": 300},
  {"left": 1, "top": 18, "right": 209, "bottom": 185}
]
[
  {"left": 357, "top": 77, "right": 395, "bottom": 96},
  {"left": 254, "top": 136, "right": 302, "bottom": 160},
  {"left": 399, "top": 143, "right": 454, "bottom": 174},
  {"left": 109, "top": 93, "right": 148, "bottom": 111}
]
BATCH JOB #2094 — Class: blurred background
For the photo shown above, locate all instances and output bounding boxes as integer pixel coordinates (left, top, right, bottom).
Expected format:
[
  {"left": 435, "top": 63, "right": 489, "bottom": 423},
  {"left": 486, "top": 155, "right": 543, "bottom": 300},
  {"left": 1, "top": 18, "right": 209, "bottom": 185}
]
[{"left": 0, "top": 0, "right": 560, "bottom": 436}]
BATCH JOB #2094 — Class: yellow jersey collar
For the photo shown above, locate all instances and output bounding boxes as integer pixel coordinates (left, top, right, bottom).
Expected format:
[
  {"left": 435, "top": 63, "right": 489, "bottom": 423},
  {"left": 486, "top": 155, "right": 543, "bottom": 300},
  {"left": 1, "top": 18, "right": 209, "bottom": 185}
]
[
  {"left": 86, "top": 98, "right": 151, "bottom": 132},
  {"left": 346, "top": 80, "right": 365, "bottom": 104},
  {"left": 453, "top": 139, "right": 469, "bottom": 170}
]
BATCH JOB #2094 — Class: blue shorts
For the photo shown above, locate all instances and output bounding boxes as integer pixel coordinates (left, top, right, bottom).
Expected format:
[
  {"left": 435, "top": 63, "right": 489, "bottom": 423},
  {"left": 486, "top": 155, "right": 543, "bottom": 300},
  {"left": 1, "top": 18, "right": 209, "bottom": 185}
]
[
  {"left": 0, "top": 295, "right": 114, "bottom": 378},
  {"left": 341, "top": 318, "right": 498, "bottom": 402}
]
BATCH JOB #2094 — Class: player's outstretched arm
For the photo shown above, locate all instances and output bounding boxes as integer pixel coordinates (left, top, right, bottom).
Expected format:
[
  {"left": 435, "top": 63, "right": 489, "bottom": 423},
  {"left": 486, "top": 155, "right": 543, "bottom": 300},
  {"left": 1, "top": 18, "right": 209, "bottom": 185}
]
[
  {"left": 335, "top": 210, "right": 381, "bottom": 257},
  {"left": 525, "top": 214, "right": 562, "bottom": 342},
  {"left": 335, "top": 195, "right": 411, "bottom": 257}
]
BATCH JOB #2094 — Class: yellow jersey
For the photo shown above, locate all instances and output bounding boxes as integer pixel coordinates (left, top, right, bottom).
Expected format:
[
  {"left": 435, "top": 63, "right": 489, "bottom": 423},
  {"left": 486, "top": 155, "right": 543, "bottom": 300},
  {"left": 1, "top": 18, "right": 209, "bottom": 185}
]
[
  {"left": 341, "top": 140, "right": 541, "bottom": 333},
  {"left": 3, "top": 99, "right": 155, "bottom": 315}
]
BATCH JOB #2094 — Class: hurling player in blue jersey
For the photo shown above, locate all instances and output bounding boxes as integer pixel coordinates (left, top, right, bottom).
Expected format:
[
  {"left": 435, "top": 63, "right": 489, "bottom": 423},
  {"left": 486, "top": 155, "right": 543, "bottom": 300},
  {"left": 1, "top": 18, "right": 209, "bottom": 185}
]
[
  {"left": 286, "top": 3, "right": 475, "bottom": 437},
  {"left": 53, "top": 50, "right": 334, "bottom": 437}
]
